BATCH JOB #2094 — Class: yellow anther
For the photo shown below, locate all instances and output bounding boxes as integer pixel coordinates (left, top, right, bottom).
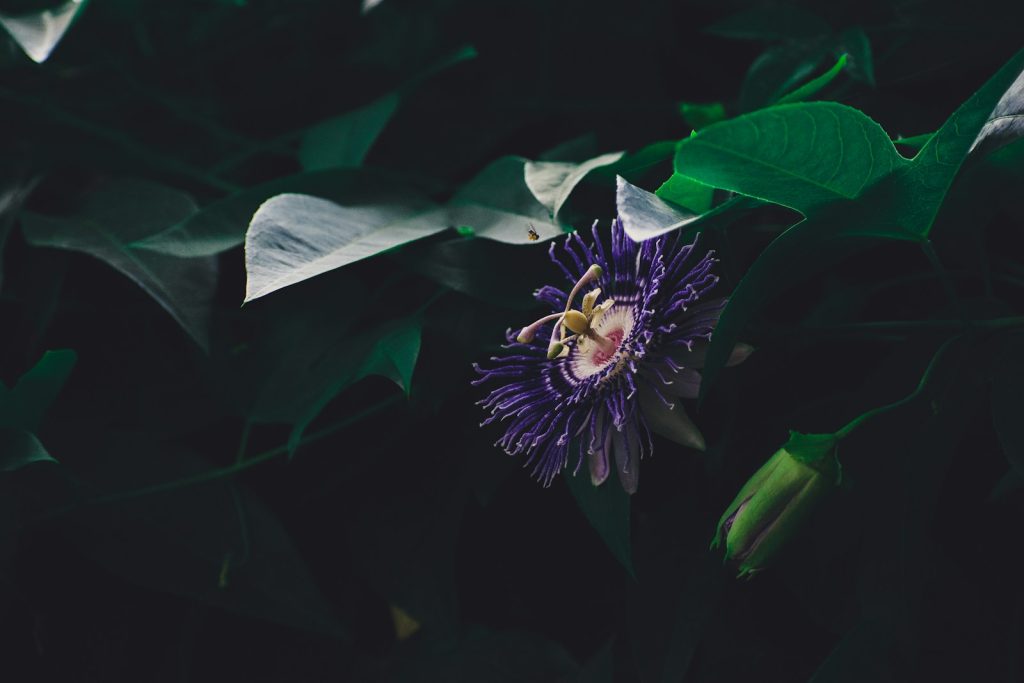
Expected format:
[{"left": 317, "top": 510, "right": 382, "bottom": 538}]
[
  {"left": 563, "top": 310, "right": 590, "bottom": 335},
  {"left": 581, "top": 288, "right": 602, "bottom": 318}
]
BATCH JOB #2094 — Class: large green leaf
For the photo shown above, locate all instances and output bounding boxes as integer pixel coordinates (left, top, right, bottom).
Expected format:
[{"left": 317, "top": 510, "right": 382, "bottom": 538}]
[
  {"left": 564, "top": 467, "right": 634, "bottom": 576},
  {"left": 524, "top": 151, "right": 624, "bottom": 220},
  {"left": 298, "top": 93, "right": 400, "bottom": 171},
  {"left": 243, "top": 191, "right": 446, "bottom": 301},
  {"left": 674, "top": 102, "right": 907, "bottom": 215},
  {"left": 133, "top": 169, "right": 440, "bottom": 258},
  {"left": 21, "top": 179, "right": 217, "bottom": 350},
  {"left": 686, "top": 50, "right": 1024, "bottom": 400}
]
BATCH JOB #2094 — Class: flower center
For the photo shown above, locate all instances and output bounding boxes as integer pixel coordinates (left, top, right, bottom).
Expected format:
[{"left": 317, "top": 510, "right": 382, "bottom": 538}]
[
  {"left": 590, "top": 328, "right": 624, "bottom": 366},
  {"left": 570, "top": 303, "right": 634, "bottom": 379}
]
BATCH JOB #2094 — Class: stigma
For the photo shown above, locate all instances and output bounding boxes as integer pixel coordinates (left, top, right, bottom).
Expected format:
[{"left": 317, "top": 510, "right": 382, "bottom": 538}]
[{"left": 515, "top": 264, "right": 621, "bottom": 360}]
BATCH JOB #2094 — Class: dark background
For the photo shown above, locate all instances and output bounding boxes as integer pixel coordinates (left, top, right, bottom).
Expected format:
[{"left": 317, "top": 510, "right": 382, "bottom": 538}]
[{"left": 1, "top": 0, "right": 1023, "bottom": 681}]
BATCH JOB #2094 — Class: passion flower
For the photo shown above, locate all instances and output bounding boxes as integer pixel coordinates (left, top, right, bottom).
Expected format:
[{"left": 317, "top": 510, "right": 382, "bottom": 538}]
[{"left": 473, "top": 218, "right": 750, "bottom": 493}]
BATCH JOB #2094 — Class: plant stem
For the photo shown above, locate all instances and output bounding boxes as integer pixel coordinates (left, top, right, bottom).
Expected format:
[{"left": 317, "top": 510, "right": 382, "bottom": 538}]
[
  {"left": 835, "top": 336, "right": 960, "bottom": 440},
  {"left": 88, "top": 394, "right": 403, "bottom": 505}
]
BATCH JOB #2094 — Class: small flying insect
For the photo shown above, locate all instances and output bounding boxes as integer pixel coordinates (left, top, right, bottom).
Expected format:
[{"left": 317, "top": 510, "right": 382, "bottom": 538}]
[{"left": 526, "top": 224, "right": 540, "bottom": 241}]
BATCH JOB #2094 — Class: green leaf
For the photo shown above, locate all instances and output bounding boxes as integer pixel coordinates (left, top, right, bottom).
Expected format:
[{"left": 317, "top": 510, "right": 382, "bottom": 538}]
[
  {"left": 0, "top": 429, "right": 56, "bottom": 472},
  {"left": 448, "top": 156, "right": 564, "bottom": 244},
  {"left": 133, "top": 169, "right": 439, "bottom": 258},
  {"left": 617, "top": 175, "right": 759, "bottom": 242},
  {"left": 0, "top": 0, "right": 88, "bottom": 63},
  {"left": 392, "top": 237, "right": 540, "bottom": 309},
  {"left": 628, "top": 552, "right": 723, "bottom": 683},
  {"left": 0, "top": 349, "right": 76, "bottom": 432},
  {"left": 654, "top": 173, "right": 713, "bottom": 213},
  {"left": 776, "top": 54, "right": 847, "bottom": 105},
  {"left": 21, "top": 179, "right": 217, "bottom": 351},
  {"left": 678, "top": 102, "right": 726, "bottom": 131},
  {"left": 221, "top": 290, "right": 421, "bottom": 456},
  {"left": 808, "top": 619, "right": 897, "bottom": 682},
  {"left": 602, "top": 141, "right": 677, "bottom": 180},
  {"left": 674, "top": 102, "right": 907, "bottom": 215},
  {"left": 282, "top": 316, "right": 419, "bottom": 455},
  {"left": 906, "top": 49, "right": 1024, "bottom": 237},
  {"left": 298, "top": 92, "right": 400, "bottom": 171},
  {"left": 243, "top": 192, "right": 446, "bottom": 301},
  {"left": 524, "top": 151, "right": 624, "bottom": 220},
  {"left": 564, "top": 467, "right": 634, "bottom": 576},
  {"left": 694, "top": 50, "right": 1024, "bottom": 401}
]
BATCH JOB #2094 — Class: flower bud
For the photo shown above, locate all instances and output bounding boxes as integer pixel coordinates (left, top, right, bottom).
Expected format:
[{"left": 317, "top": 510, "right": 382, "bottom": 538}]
[{"left": 712, "top": 431, "right": 840, "bottom": 577}]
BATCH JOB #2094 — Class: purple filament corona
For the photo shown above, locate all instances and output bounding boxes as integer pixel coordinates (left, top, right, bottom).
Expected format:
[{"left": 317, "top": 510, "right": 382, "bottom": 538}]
[{"left": 473, "top": 218, "right": 728, "bottom": 494}]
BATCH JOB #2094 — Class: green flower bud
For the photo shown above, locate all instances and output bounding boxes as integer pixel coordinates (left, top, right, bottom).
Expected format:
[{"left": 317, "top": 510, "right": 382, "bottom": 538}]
[{"left": 712, "top": 431, "right": 841, "bottom": 578}]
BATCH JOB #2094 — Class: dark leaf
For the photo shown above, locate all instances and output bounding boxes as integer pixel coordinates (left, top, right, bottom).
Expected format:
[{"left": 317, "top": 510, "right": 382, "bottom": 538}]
[
  {"left": 991, "top": 329, "right": 1024, "bottom": 474},
  {"left": 738, "top": 39, "right": 830, "bottom": 112},
  {"left": 705, "top": 7, "right": 830, "bottom": 42},
  {"left": 72, "top": 440, "right": 345, "bottom": 638},
  {"left": 298, "top": 92, "right": 400, "bottom": 171},
  {"left": 678, "top": 102, "right": 726, "bottom": 131},
  {"left": 21, "top": 179, "right": 217, "bottom": 350},
  {"left": 691, "top": 50, "right": 1024, "bottom": 399},
  {"left": 0, "top": 428, "right": 56, "bottom": 472},
  {"left": 0, "top": 348, "right": 76, "bottom": 432},
  {"left": 564, "top": 467, "right": 634, "bottom": 576},
  {"left": 838, "top": 27, "right": 876, "bottom": 86}
]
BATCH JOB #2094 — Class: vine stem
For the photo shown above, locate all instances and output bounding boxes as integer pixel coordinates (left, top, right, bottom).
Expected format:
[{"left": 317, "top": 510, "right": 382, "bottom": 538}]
[
  {"left": 835, "top": 336, "right": 960, "bottom": 440},
  {"left": 87, "top": 394, "right": 403, "bottom": 505}
]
